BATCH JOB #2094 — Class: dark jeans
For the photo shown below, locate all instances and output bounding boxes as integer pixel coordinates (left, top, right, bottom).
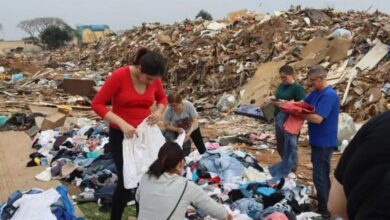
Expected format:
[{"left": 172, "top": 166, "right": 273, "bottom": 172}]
[
  {"left": 109, "top": 128, "right": 136, "bottom": 220},
  {"left": 311, "top": 146, "right": 334, "bottom": 213},
  {"left": 163, "top": 127, "right": 206, "bottom": 156},
  {"left": 275, "top": 112, "right": 298, "bottom": 171}
]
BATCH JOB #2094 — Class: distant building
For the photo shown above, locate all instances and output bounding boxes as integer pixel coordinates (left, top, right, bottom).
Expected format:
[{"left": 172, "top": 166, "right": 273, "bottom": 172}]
[
  {"left": 76, "top": 25, "right": 114, "bottom": 44},
  {"left": 0, "top": 41, "right": 42, "bottom": 53}
]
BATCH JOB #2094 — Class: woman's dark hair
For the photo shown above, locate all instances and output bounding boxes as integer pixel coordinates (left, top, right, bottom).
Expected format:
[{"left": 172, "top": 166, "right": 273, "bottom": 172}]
[
  {"left": 168, "top": 93, "right": 183, "bottom": 104},
  {"left": 279, "top": 65, "right": 294, "bottom": 75},
  {"left": 148, "top": 142, "right": 184, "bottom": 178},
  {"left": 134, "top": 48, "right": 166, "bottom": 77}
]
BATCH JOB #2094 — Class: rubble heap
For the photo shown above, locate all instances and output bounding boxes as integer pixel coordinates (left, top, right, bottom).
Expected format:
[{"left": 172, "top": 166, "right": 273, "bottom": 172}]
[{"left": 1, "top": 7, "right": 390, "bottom": 122}]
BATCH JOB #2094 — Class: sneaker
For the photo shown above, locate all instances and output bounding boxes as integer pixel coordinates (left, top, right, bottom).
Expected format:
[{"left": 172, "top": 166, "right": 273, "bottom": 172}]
[{"left": 320, "top": 210, "right": 331, "bottom": 220}]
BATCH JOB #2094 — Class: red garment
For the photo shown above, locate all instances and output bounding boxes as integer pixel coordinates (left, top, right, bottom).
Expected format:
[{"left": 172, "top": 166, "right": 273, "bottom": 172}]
[
  {"left": 264, "top": 212, "right": 288, "bottom": 220},
  {"left": 91, "top": 66, "right": 167, "bottom": 129},
  {"left": 198, "top": 176, "right": 221, "bottom": 184},
  {"left": 280, "top": 101, "right": 315, "bottom": 135}
]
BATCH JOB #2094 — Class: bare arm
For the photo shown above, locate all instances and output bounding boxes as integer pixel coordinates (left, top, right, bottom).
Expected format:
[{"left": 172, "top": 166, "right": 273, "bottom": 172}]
[
  {"left": 301, "top": 113, "right": 324, "bottom": 124},
  {"left": 104, "top": 111, "right": 129, "bottom": 128},
  {"left": 147, "top": 103, "right": 167, "bottom": 125},
  {"left": 328, "top": 177, "right": 349, "bottom": 219},
  {"left": 188, "top": 117, "right": 198, "bottom": 134},
  {"left": 156, "top": 103, "right": 166, "bottom": 115},
  {"left": 164, "top": 123, "right": 181, "bottom": 132},
  {"left": 104, "top": 111, "right": 138, "bottom": 138}
]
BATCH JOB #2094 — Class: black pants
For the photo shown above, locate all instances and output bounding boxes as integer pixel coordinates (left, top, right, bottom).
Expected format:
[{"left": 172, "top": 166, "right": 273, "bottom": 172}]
[
  {"left": 190, "top": 127, "right": 207, "bottom": 155},
  {"left": 109, "top": 127, "right": 136, "bottom": 220},
  {"left": 164, "top": 127, "right": 206, "bottom": 156}
]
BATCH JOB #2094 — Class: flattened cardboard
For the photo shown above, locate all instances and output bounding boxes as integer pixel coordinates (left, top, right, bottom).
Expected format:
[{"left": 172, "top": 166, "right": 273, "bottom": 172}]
[
  {"left": 60, "top": 79, "right": 96, "bottom": 97},
  {"left": 35, "top": 112, "right": 67, "bottom": 131},
  {"left": 294, "top": 37, "right": 352, "bottom": 69},
  {"left": 240, "top": 61, "right": 285, "bottom": 106}
]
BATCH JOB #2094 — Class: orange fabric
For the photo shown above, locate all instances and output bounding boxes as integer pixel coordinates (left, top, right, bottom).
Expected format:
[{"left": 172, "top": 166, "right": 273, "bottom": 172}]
[
  {"left": 280, "top": 101, "right": 315, "bottom": 135},
  {"left": 264, "top": 212, "right": 289, "bottom": 220}
]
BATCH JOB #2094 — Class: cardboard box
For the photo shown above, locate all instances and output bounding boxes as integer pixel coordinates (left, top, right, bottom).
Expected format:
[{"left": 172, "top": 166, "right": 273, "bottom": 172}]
[
  {"left": 29, "top": 105, "right": 67, "bottom": 131},
  {"left": 35, "top": 112, "right": 67, "bottom": 131}
]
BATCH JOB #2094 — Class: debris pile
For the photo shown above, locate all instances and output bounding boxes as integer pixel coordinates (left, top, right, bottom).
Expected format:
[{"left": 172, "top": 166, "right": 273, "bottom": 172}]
[{"left": 1, "top": 7, "right": 390, "bottom": 122}]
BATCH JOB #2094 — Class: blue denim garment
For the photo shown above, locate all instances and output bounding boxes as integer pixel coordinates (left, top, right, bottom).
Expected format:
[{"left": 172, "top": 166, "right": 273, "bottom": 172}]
[
  {"left": 269, "top": 112, "right": 298, "bottom": 182},
  {"left": 199, "top": 153, "right": 245, "bottom": 180},
  {"left": 73, "top": 155, "right": 94, "bottom": 167},
  {"left": 94, "top": 184, "right": 116, "bottom": 200},
  {"left": 56, "top": 185, "right": 74, "bottom": 215},
  {"left": 89, "top": 123, "right": 109, "bottom": 139},
  {"left": 84, "top": 159, "right": 114, "bottom": 175},
  {"left": 231, "top": 198, "right": 263, "bottom": 219},
  {"left": 0, "top": 191, "right": 23, "bottom": 219},
  {"left": 311, "top": 147, "right": 333, "bottom": 212}
]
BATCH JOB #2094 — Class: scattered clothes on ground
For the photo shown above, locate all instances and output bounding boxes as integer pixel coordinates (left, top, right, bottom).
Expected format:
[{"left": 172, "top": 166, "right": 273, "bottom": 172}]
[
  {"left": 22, "top": 119, "right": 319, "bottom": 219},
  {"left": 183, "top": 146, "right": 315, "bottom": 219},
  {"left": 0, "top": 185, "right": 83, "bottom": 220}
]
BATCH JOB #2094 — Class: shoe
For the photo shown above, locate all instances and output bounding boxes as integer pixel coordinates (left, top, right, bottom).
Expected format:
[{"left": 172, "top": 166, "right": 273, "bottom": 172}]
[{"left": 320, "top": 210, "right": 331, "bottom": 220}]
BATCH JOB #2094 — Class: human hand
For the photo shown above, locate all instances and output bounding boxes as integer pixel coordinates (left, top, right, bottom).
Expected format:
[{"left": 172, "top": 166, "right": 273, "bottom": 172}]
[
  {"left": 266, "top": 96, "right": 277, "bottom": 103},
  {"left": 177, "top": 128, "right": 185, "bottom": 134},
  {"left": 227, "top": 213, "right": 233, "bottom": 220},
  {"left": 119, "top": 123, "right": 138, "bottom": 139},
  {"left": 147, "top": 111, "right": 162, "bottom": 125},
  {"left": 184, "top": 133, "right": 191, "bottom": 142}
]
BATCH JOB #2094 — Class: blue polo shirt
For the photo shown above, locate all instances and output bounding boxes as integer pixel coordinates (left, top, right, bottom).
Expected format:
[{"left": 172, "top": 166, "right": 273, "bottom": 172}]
[{"left": 304, "top": 86, "right": 339, "bottom": 148}]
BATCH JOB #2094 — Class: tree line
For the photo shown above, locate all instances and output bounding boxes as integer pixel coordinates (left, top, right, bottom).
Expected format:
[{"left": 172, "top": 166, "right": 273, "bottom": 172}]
[
  {"left": 2, "top": 10, "right": 213, "bottom": 50},
  {"left": 17, "top": 17, "right": 74, "bottom": 50}
]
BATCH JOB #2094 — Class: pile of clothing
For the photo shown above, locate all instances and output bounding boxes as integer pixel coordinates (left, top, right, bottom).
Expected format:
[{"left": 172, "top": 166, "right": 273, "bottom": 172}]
[
  {"left": 184, "top": 147, "right": 321, "bottom": 220},
  {"left": 0, "top": 185, "right": 84, "bottom": 220},
  {"left": 24, "top": 120, "right": 322, "bottom": 219},
  {"left": 26, "top": 120, "right": 183, "bottom": 212},
  {"left": 25, "top": 122, "right": 121, "bottom": 212}
]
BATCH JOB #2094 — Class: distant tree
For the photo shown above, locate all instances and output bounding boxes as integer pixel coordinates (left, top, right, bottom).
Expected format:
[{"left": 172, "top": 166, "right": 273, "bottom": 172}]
[
  {"left": 22, "top": 36, "right": 40, "bottom": 44},
  {"left": 17, "top": 17, "right": 72, "bottom": 41},
  {"left": 40, "top": 25, "right": 72, "bottom": 50},
  {"left": 196, "top": 10, "right": 213, "bottom": 21}
]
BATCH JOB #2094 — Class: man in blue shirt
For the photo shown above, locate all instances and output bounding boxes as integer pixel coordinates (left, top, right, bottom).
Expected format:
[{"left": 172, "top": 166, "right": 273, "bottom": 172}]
[{"left": 301, "top": 65, "right": 339, "bottom": 219}]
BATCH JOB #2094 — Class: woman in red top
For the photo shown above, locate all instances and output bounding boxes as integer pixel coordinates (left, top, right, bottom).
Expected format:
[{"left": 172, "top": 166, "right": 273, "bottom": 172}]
[{"left": 91, "top": 48, "right": 168, "bottom": 220}]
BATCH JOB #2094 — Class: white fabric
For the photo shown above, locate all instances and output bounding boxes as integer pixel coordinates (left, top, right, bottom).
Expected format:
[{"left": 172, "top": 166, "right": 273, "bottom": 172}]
[
  {"left": 185, "top": 150, "right": 202, "bottom": 164},
  {"left": 296, "top": 212, "right": 321, "bottom": 220},
  {"left": 11, "top": 188, "right": 61, "bottom": 220},
  {"left": 245, "top": 167, "right": 272, "bottom": 182},
  {"left": 175, "top": 131, "right": 186, "bottom": 147},
  {"left": 36, "top": 130, "right": 59, "bottom": 156},
  {"left": 35, "top": 167, "right": 52, "bottom": 182},
  {"left": 123, "top": 119, "right": 183, "bottom": 189},
  {"left": 77, "top": 125, "right": 93, "bottom": 136}
]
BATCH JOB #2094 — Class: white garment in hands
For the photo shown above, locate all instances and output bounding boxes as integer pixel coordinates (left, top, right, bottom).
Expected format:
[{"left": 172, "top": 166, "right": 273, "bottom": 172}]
[
  {"left": 123, "top": 120, "right": 186, "bottom": 189},
  {"left": 175, "top": 131, "right": 186, "bottom": 147},
  {"left": 122, "top": 120, "right": 167, "bottom": 189}
]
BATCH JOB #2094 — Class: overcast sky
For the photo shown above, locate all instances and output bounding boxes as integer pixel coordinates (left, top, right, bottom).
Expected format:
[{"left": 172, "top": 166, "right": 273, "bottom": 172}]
[{"left": 0, "top": 0, "right": 388, "bottom": 40}]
